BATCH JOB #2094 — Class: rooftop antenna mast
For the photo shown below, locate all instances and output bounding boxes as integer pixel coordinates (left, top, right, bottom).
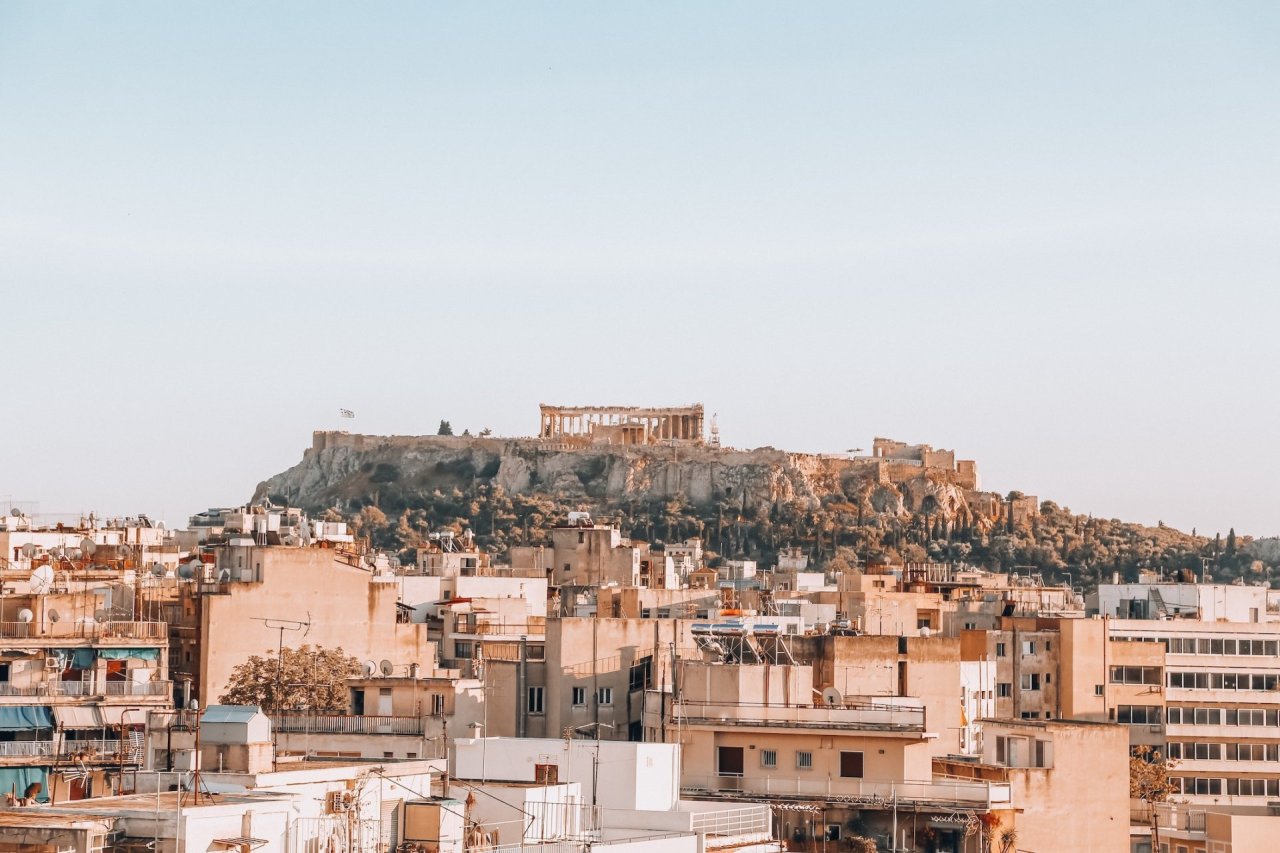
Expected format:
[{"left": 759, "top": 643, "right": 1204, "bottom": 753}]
[{"left": 251, "top": 615, "right": 312, "bottom": 747}]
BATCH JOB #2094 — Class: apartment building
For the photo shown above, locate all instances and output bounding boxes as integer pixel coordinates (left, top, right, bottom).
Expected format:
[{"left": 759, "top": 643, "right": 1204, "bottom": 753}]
[
  {"left": 936, "top": 718, "right": 1130, "bottom": 853},
  {"left": 650, "top": 657, "right": 1014, "bottom": 851},
  {"left": 0, "top": 540, "right": 171, "bottom": 803},
  {"left": 451, "top": 736, "right": 782, "bottom": 852}
]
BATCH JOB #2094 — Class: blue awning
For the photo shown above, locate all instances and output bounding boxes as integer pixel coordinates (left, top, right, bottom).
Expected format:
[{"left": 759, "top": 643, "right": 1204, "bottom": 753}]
[
  {"left": 0, "top": 706, "right": 54, "bottom": 731},
  {"left": 0, "top": 766, "right": 50, "bottom": 802},
  {"left": 98, "top": 648, "right": 161, "bottom": 662}
]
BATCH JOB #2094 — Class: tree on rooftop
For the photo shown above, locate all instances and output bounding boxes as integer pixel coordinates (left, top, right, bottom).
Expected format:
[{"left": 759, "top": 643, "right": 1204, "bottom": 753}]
[
  {"left": 219, "top": 644, "right": 361, "bottom": 713},
  {"left": 437, "top": 420, "right": 454, "bottom": 436}
]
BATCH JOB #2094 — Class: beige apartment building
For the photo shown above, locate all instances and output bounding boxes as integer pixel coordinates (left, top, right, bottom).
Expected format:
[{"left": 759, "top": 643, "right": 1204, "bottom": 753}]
[
  {"left": 175, "top": 544, "right": 436, "bottom": 707},
  {"left": 964, "top": 609, "right": 1280, "bottom": 810},
  {"left": 651, "top": 658, "right": 1013, "bottom": 851},
  {"left": 936, "top": 717, "right": 1130, "bottom": 853}
]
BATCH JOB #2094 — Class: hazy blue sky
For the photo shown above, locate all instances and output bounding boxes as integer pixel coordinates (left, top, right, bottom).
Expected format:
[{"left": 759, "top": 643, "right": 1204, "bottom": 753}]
[{"left": 2, "top": 3, "right": 1277, "bottom": 537}]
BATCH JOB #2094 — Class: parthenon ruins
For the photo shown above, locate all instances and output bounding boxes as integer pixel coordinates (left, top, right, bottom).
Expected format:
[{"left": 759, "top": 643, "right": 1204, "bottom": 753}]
[{"left": 538, "top": 404, "right": 705, "bottom": 446}]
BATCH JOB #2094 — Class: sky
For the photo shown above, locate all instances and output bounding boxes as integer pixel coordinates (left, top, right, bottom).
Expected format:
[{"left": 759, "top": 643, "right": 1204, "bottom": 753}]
[{"left": 1, "top": 3, "right": 1278, "bottom": 537}]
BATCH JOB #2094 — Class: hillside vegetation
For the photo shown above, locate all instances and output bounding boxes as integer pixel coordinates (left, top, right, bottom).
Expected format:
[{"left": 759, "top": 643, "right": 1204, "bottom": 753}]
[{"left": 255, "top": 433, "right": 1276, "bottom": 592}]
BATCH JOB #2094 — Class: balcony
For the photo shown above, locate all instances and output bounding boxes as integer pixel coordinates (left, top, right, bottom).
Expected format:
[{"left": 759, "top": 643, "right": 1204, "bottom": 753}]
[
  {"left": 0, "top": 621, "right": 167, "bottom": 641},
  {"left": 673, "top": 700, "right": 926, "bottom": 733},
  {"left": 270, "top": 713, "right": 426, "bottom": 736},
  {"left": 453, "top": 617, "right": 547, "bottom": 640},
  {"left": 0, "top": 680, "right": 170, "bottom": 699},
  {"left": 682, "top": 773, "right": 1011, "bottom": 811},
  {"left": 0, "top": 740, "right": 136, "bottom": 762},
  {"left": 102, "top": 681, "right": 171, "bottom": 697}
]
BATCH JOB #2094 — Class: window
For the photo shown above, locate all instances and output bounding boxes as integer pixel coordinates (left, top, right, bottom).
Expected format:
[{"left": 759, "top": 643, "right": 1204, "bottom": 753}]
[
  {"left": 997, "top": 683, "right": 1012, "bottom": 698},
  {"left": 1095, "top": 684, "right": 1105, "bottom": 696},
  {"left": 563, "top": 563, "right": 571, "bottom": 572},
  {"left": 597, "top": 687, "right": 613, "bottom": 705},
  {"left": 761, "top": 749, "right": 777, "bottom": 769},
  {"left": 1044, "top": 641, "right": 1051, "bottom": 652},
  {"left": 1110, "top": 666, "right": 1161, "bottom": 685},
  {"left": 1022, "top": 641, "right": 1036, "bottom": 656},
  {"left": 630, "top": 657, "right": 653, "bottom": 691},
  {"left": 571, "top": 687, "right": 586, "bottom": 707},
  {"left": 1020, "top": 673, "right": 1041, "bottom": 691},
  {"left": 527, "top": 686, "right": 544, "bottom": 715},
  {"left": 535, "top": 764, "right": 559, "bottom": 784},
  {"left": 996, "top": 642, "right": 1007, "bottom": 657},
  {"left": 796, "top": 751, "right": 813, "bottom": 770},
  {"left": 839, "top": 751, "right": 864, "bottom": 778},
  {"left": 1117, "top": 705, "right": 1161, "bottom": 724},
  {"left": 454, "top": 641, "right": 473, "bottom": 659},
  {"left": 717, "top": 746, "right": 744, "bottom": 777},
  {"left": 578, "top": 532, "right": 585, "bottom": 544}
]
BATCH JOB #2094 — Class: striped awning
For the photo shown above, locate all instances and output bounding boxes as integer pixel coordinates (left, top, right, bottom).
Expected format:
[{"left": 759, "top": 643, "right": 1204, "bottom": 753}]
[
  {"left": 98, "top": 706, "right": 146, "bottom": 727},
  {"left": 53, "top": 706, "right": 103, "bottom": 729},
  {"left": 213, "top": 838, "right": 267, "bottom": 849}
]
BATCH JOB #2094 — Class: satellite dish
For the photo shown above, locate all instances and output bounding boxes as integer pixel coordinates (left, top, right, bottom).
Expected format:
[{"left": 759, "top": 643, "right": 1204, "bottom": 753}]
[
  {"left": 116, "top": 544, "right": 132, "bottom": 558},
  {"left": 80, "top": 538, "right": 97, "bottom": 556},
  {"left": 30, "top": 566, "right": 55, "bottom": 594},
  {"left": 919, "top": 626, "right": 932, "bottom": 638},
  {"left": 380, "top": 660, "right": 394, "bottom": 677},
  {"left": 822, "top": 687, "right": 844, "bottom": 707},
  {"left": 177, "top": 564, "right": 195, "bottom": 579},
  {"left": 151, "top": 563, "right": 165, "bottom": 578},
  {"left": 363, "top": 660, "right": 378, "bottom": 677},
  {"left": 67, "top": 548, "right": 82, "bottom": 560},
  {"left": 51, "top": 547, "right": 65, "bottom": 559},
  {"left": 47, "top": 609, "right": 61, "bottom": 623},
  {"left": 20, "top": 544, "right": 37, "bottom": 558},
  {"left": 17, "top": 609, "right": 33, "bottom": 623}
]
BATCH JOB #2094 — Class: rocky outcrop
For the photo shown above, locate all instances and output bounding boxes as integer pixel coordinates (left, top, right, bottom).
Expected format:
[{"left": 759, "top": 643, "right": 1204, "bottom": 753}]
[{"left": 253, "top": 432, "right": 1005, "bottom": 525}]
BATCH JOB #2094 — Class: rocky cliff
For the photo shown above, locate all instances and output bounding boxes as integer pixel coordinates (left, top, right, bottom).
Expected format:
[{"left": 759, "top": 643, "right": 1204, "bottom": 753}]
[{"left": 255, "top": 431, "right": 997, "bottom": 528}]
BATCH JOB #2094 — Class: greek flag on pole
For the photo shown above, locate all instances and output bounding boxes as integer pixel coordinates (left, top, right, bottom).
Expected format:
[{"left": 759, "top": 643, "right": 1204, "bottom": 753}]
[{"left": 339, "top": 408, "right": 355, "bottom": 418}]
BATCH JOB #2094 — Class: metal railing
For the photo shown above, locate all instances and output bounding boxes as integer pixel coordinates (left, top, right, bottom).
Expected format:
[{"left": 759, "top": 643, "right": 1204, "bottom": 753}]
[
  {"left": 0, "top": 683, "right": 42, "bottom": 697},
  {"left": 0, "top": 741, "right": 55, "bottom": 757},
  {"left": 674, "top": 699, "right": 926, "bottom": 731},
  {"left": 0, "top": 740, "right": 131, "bottom": 760},
  {"left": 458, "top": 616, "right": 547, "bottom": 636},
  {"left": 1144, "top": 802, "right": 1208, "bottom": 833},
  {"left": 681, "top": 774, "right": 1010, "bottom": 810},
  {"left": 103, "top": 681, "right": 170, "bottom": 697},
  {"left": 689, "top": 804, "right": 773, "bottom": 837},
  {"left": 0, "top": 680, "right": 171, "bottom": 698},
  {"left": 0, "top": 621, "right": 166, "bottom": 640},
  {"left": 270, "top": 713, "right": 426, "bottom": 736}
]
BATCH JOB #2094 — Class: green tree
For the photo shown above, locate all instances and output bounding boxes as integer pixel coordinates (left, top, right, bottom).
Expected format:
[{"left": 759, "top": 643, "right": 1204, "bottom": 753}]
[
  {"left": 219, "top": 644, "right": 361, "bottom": 713},
  {"left": 437, "top": 420, "right": 454, "bottom": 436}
]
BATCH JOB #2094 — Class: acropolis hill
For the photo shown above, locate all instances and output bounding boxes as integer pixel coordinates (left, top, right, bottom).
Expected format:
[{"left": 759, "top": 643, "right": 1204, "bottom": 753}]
[
  {"left": 252, "top": 405, "right": 1249, "bottom": 590},
  {"left": 255, "top": 403, "right": 1020, "bottom": 534}
]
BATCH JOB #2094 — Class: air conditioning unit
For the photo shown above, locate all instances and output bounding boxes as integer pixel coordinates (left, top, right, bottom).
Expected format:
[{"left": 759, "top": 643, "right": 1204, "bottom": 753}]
[
  {"left": 44, "top": 657, "right": 61, "bottom": 669},
  {"left": 326, "top": 790, "right": 355, "bottom": 813}
]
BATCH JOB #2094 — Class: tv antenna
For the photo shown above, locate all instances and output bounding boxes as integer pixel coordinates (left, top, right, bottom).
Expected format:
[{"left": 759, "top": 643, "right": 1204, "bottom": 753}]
[{"left": 250, "top": 614, "right": 312, "bottom": 741}]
